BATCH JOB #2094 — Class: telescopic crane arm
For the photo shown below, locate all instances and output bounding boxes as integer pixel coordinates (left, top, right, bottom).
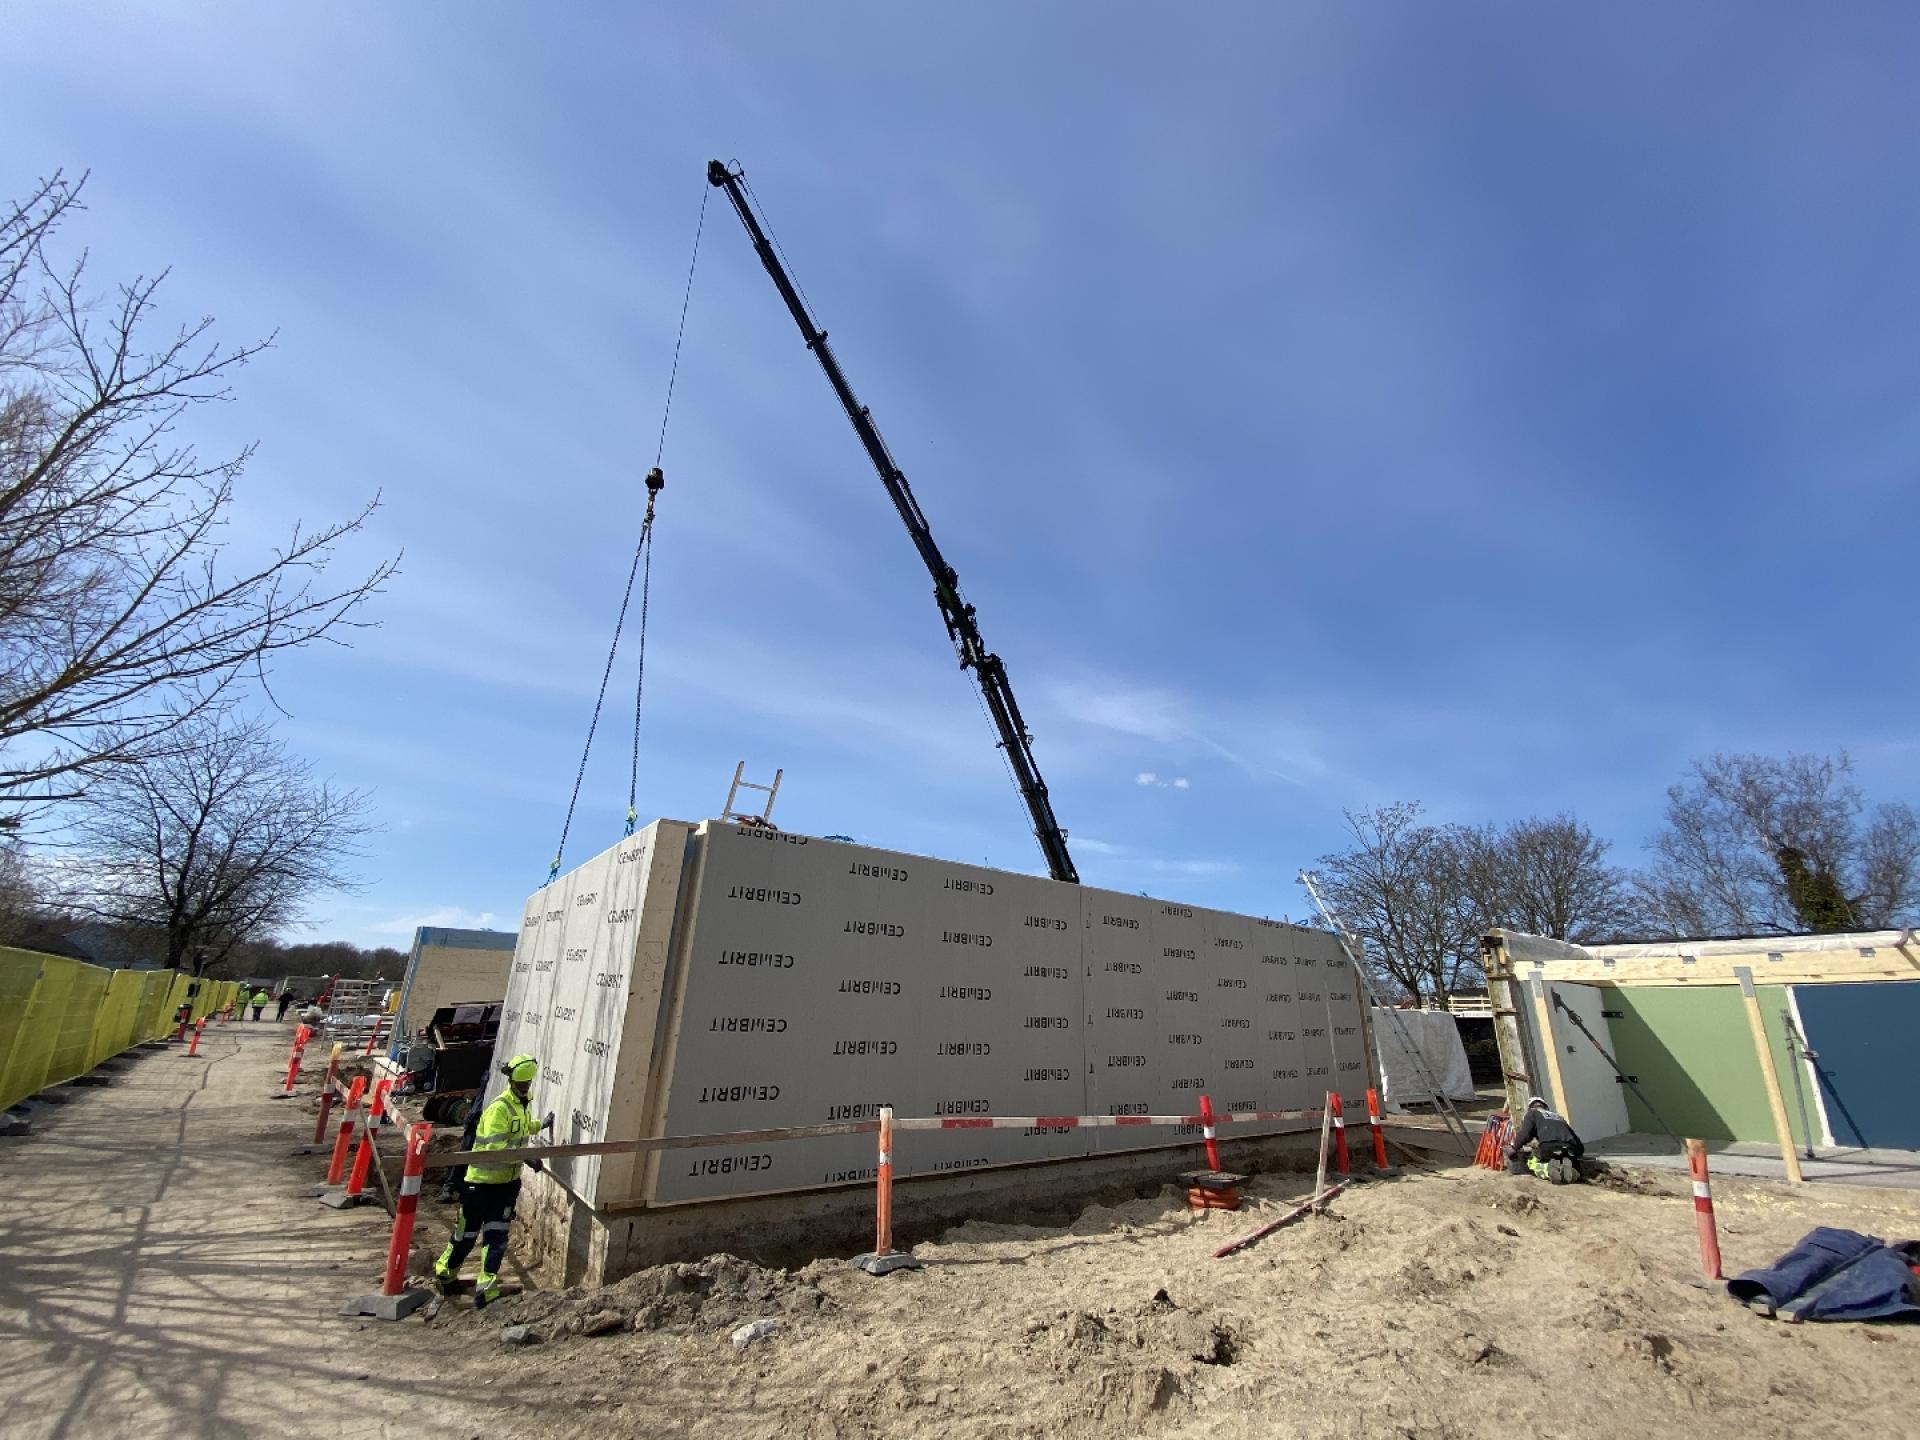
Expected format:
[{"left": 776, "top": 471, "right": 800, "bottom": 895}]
[{"left": 706, "top": 159, "right": 1078, "bottom": 885}]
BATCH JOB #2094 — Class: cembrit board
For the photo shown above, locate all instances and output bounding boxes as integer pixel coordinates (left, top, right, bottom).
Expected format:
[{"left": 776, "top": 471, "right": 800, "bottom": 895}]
[
  {"left": 641, "top": 824, "right": 1369, "bottom": 1206},
  {"left": 493, "top": 820, "right": 692, "bottom": 1206},
  {"left": 489, "top": 821, "right": 1369, "bottom": 1211}
]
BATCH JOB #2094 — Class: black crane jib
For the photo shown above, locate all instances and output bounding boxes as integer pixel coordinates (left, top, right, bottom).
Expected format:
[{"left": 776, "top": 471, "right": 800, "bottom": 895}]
[{"left": 706, "top": 159, "right": 1078, "bottom": 886}]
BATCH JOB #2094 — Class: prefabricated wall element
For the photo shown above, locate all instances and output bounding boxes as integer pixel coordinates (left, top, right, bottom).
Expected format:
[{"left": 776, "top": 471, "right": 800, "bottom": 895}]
[
  {"left": 1525, "top": 982, "right": 1630, "bottom": 1141},
  {"left": 391, "top": 926, "right": 518, "bottom": 1041},
  {"left": 487, "top": 820, "right": 1373, "bottom": 1215},
  {"left": 494, "top": 819, "right": 693, "bottom": 1207}
]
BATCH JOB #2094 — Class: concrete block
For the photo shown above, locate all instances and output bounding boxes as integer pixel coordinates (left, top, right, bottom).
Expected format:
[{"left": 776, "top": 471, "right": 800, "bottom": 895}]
[
  {"left": 314, "top": 1186, "right": 370, "bottom": 1209},
  {"left": 339, "top": 1288, "right": 431, "bottom": 1321},
  {"left": 850, "top": 1252, "right": 923, "bottom": 1276}
]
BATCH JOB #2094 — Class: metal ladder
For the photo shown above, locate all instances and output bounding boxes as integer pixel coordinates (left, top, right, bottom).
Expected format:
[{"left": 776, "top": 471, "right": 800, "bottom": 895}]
[
  {"left": 721, "top": 761, "right": 784, "bottom": 829},
  {"left": 1299, "top": 870, "right": 1476, "bottom": 1155}
]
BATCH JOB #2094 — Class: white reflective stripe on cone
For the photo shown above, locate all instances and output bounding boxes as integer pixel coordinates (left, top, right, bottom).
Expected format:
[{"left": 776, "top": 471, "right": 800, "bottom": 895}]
[
  {"left": 1692, "top": 1181, "right": 1713, "bottom": 1200},
  {"left": 877, "top": 1151, "right": 890, "bottom": 1166},
  {"left": 399, "top": 1174, "right": 422, "bottom": 1197}
]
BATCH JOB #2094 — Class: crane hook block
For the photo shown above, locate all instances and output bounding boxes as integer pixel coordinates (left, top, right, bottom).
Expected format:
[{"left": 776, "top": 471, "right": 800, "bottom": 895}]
[{"left": 645, "top": 466, "right": 665, "bottom": 493}]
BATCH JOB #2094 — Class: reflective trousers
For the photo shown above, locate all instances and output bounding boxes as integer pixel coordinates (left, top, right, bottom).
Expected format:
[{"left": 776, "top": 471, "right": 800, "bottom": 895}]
[{"left": 437, "top": 1179, "right": 520, "bottom": 1290}]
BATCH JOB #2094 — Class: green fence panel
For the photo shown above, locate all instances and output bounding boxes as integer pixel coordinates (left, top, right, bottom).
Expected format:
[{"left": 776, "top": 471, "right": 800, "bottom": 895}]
[
  {"left": 89, "top": 969, "right": 147, "bottom": 1068},
  {"left": 0, "top": 949, "right": 50, "bottom": 1111},
  {"left": 4, "top": 958, "right": 74, "bottom": 1104},
  {"left": 133, "top": 971, "right": 173, "bottom": 1042},
  {"left": 160, "top": 974, "right": 193, "bottom": 1039},
  {"left": 46, "top": 961, "right": 110, "bottom": 1088}
]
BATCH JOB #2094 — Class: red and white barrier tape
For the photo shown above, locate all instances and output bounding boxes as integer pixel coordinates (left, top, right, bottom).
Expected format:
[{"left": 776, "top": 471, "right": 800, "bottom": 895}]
[{"left": 890, "top": 1106, "right": 1324, "bottom": 1133}]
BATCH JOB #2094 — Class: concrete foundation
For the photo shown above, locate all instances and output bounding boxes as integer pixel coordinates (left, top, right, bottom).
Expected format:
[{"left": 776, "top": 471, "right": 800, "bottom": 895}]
[{"left": 515, "top": 1124, "right": 1340, "bottom": 1286}]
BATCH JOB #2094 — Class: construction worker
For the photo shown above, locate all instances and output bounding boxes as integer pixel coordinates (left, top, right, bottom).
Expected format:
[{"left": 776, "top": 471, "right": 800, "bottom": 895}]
[
  {"left": 1507, "top": 1095, "right": 1585, "bottom": 1184},
  {"left": 249, "top": 987, "right": 271, "bottom": 1021},
  {"left": 434, "top": 1054, "right": 544, "bottom": 1307}
]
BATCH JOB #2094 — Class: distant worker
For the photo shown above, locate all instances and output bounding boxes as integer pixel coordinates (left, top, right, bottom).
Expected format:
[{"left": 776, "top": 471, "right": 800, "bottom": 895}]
[
  {"left": 1507, "top": 1095, "right": 1584, "bottom": 1184},
  {"left": 250, "top": 987, "right": 271, "bottom": 1021},
  {"left": 275, "top": 991, "right": 295, "bottom": 1023},
  {"left": 434, "top": 1054, "right": 545, "bottom": 1307}
]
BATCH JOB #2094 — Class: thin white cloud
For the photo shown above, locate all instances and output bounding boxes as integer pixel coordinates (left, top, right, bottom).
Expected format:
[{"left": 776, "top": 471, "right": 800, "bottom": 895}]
[
  {"left": 369, "top": 906, "right": 503, "bottom": 937},
  {"left": 1135, "top": 771, "right": 1192, "bottom": 790},
  {"left": 1046, "top": 675, "right": 1326, "bottom": 785}
]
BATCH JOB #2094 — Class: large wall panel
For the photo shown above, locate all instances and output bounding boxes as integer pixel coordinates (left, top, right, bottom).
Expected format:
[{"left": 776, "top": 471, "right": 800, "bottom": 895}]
[{"left": 510, "top": 822, "right": 1373, "bottom": 1212}]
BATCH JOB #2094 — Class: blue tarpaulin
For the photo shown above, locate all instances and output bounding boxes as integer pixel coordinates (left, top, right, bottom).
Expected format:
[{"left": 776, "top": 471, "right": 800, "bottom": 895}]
[{"left": 1728, "top": 1226, "right": 1920, "bottom": 1323}]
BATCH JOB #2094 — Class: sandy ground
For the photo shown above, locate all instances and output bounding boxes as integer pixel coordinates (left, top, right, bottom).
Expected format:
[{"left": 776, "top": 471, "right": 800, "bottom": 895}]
[{"left": 2, "top": 1025, "right": 1915, "bottom": 1439}]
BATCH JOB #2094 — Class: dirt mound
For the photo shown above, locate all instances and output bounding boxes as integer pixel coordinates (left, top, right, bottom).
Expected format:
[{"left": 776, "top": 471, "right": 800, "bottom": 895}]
[{"left": 432, "top": 1252, "right": 831, "bottom": 1340}]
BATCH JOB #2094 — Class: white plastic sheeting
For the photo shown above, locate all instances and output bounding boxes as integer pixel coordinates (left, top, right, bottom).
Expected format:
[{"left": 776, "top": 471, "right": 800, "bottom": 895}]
[{"left": 1371, "top": 1008, "right": 1475, "bottom": 1111}]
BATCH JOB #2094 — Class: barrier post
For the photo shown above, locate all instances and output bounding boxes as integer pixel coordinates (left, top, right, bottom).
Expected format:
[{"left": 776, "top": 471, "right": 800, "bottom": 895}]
[
  {"left": 323, "top": 1076, "right": 368, "bottom": 1187},
  {"left": 850, "top": 1103, "right": 920, "bottom": 1275},
  {"left": 1199, "top": 1093, "right": 1222, "bottom": 1172},
  {"left": 1365, "top": 1088, "right": 1389, "bottom": 1171},
  {"left": 876, "top": 1105, "right": 894, "bottom": 1256},
  {"left": 184, "top": 1017, "right": 207, "bottom": 1057},
  {"left": 363, "top": 1018, "right": 385, "bottom": 1058},
  {"left": 335, "top": 1077, "right": 393, "bottom": 1206},
  {"left": 1330, "top": 1092, "right": 1350, "bottom": 1175},
  {"left": 1686, "top": 1138, "right": 1723, "bottom": 1280},
  {"left": 311, "top": 1043, "right": 345, "bottom": 1145},
  {"left": 341, "top": 1122, "right": 435, "bottom": 1319},
  {"left": 271, "top": 1023, "right": 311, "bottom": 1099}
]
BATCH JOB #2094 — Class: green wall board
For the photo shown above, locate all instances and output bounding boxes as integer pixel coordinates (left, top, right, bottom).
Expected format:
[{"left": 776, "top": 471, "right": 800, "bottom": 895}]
[{"left": 1609, "top": 985, "right": 1813, "bottom": 1147}]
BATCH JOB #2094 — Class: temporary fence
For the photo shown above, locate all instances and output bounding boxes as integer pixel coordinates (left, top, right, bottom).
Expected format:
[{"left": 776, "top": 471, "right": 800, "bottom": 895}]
[
  {"left": 0, "top": 947, "right": 245, "bottom": 1112},
  {"left": 313, "top": 1081, "right": 1387, "bottom": 1319}
]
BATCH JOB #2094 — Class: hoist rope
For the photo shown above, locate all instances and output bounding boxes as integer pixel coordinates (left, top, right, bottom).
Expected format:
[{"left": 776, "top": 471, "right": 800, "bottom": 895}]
[
  {"left": 654, "top": 187, "right": 708, "bottom": 468},
  {"left": 626, "top": 524, "right": 654, "bottom": 834},
  {"left": 547, "top": 183, "right": 708, "bottom": 883},
  {"left": 549, "top": 505, "right": 652, "bottom": 884}
]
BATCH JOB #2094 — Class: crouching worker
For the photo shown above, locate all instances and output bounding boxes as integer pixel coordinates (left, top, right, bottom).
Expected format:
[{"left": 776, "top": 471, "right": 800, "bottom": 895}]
[
  {"left": 1507, "top": 1095, "right": 1584, "bottom": 1184},
  {"left": 435, "top": 1053, "right": 544, "bottom": 1306}
]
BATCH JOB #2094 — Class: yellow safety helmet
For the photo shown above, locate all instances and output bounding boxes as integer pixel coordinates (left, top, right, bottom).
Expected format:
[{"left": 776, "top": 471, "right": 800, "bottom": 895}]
[{"left": 505, "top": 1054, "right": 539, "bottom": 1085}]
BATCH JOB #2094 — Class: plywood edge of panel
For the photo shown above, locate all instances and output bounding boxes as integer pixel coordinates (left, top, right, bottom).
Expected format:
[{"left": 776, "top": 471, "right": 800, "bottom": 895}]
[
  {"left": 636, "top": 824, "right": 714, "bottom": 1207},
  {"left": 596, "top": 820, "right": 695, "bottom": 1206}
]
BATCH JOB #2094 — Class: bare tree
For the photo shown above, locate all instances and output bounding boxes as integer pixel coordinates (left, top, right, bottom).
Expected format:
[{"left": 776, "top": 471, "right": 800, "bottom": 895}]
[
  {"left": 1460, "top": 814, "right": 1641, "bottom": 943},
  {"left": 0, "top": 172, "right": 398, "bottom": 809},
  {"left": 1311, "top": 802, "right": 1485, "bottom": 1004},
  {"left": 57, "top": 712, "right": 374, "bottom": 969},
  {"left": 1315, "top": 805, "right": 1642, "bottom": 1002},
  {"left": 1636, "top": 752, "right": 1920, "bottom": 936}
]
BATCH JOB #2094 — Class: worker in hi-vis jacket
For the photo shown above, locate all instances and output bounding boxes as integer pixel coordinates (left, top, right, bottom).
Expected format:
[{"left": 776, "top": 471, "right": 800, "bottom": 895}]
[{"left": 434, "top": 1054, "right": 545, "bottom": 1306}]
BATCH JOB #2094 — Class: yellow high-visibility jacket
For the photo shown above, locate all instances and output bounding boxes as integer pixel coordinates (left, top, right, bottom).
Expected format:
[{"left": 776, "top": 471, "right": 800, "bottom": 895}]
[{"left": 465, "top": 1089, "right": 538, "bottom": 1186}]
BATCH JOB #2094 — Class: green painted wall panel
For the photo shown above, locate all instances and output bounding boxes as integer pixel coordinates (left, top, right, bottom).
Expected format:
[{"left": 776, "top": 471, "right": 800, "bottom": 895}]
[{"left": 1609, "top": 985, "right": 1813, "bottom": 1147}]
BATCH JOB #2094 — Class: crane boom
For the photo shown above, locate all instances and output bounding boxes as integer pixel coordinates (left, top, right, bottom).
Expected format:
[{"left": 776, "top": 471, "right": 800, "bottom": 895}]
[{"left": 707, "top": 159, "right": 1078, "bottom": 885}]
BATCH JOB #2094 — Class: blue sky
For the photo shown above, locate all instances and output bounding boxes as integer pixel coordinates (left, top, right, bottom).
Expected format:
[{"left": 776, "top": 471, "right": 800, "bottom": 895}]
[{"left": 7, "top": 4, "right": 1917, "bottom": 946}]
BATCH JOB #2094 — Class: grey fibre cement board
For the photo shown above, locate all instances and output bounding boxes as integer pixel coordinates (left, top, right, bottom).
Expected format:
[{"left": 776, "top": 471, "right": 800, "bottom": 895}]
[
  {"left": 642, "top": 824, "right": 1369, "bottom": 1206},
  {"left": 491, "top": 820, "right": 691, "bottom": 1207}
]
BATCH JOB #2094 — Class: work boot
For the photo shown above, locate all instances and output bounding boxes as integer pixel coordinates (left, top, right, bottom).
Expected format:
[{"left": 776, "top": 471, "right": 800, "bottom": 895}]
[
  {"left": 473, "top": 1273, "right": 500, "bottom": 1309},
  {"left": 1548, "top": 1156, "right": 1579, "bottom": 1185}
]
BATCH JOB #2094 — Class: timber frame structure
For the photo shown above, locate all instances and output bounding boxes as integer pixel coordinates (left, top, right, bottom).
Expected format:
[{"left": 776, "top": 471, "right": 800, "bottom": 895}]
[{"left": 1481, "top": 927, "right": 1920, "bottom": 1185}]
